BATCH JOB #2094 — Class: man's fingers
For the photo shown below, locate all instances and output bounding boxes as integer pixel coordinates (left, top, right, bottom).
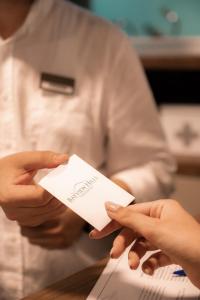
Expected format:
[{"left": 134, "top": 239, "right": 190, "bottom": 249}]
[
  {"left": 29, "top": 237, "right": 66, "bottom": 249},
  {"left": 21, "top": 221, "right": 61, "bottom": 239},
  {"left": 7, "top": 151, "right": 68, "bottom": 171},
  {"left": 3, "top": 185, "right": 53, "bottom": 207},
  {"left": 21, "top": 227, "right": 49, "bottom": 239},
  {"left": 89, "top": 220, "right": 121, "bottom": 239},
  {"left": 17, "top": 205, "right": 66, "bottom": 227},
  {"left": 111, "top": 228, "right": 137, "bottom": 259},
  {"left": 14, "top": 170, "right": 38, "bottom": 185},
  {"left": 142, "top": 251, "right": 173, "bottom": 275},
  {"left": 5, "top": 198, "right": 66, "bottom": 221}
]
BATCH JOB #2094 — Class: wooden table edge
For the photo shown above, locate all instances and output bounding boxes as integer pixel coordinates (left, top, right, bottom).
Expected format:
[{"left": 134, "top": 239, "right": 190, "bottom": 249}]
[{"left": 22, "top": 258, "right": 108, "bottom": 300}]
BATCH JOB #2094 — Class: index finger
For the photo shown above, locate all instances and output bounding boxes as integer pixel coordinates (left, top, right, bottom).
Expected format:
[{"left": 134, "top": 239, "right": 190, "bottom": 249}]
[
  {"left": 89, "top": 201, "right": 157, "bottom": 240},
  {"left": 6, "top": 151, "right": 68, "bottom": 171},
  {"left": 90, "top": 220, "right": 121, "bottom": 239}
]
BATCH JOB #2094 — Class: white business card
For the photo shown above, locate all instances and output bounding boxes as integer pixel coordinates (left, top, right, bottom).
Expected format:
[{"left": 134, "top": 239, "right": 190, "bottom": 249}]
[{"left": 39, "top": 154, "right": 135, "bottom": 231}]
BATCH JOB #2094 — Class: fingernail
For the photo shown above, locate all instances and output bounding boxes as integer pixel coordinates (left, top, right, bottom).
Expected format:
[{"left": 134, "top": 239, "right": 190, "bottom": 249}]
[
  {"left": 110, "top": 248, "right": 115, "bottom": 258},
  {"left": 89, "top": 230, "right": 95, "bottom": 239},
  {"left": 105, "top": 201, "right": 121, "bottom": 212},
  {"left": 144, "top": 267, "right": 153, "bottom": 275},
  {"left": 128, "top": 260, "right": 135, "bottom": 270},
  {"left": 54, "top": 154, "right": 68, "bottom": 164}
]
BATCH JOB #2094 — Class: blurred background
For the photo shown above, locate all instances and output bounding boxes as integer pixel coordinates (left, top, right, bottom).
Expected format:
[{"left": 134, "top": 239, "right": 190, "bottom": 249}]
[
  {"left": 70, "top": 0, "right": 200, "bottom": 215},
  {"left": 70, "top": 0, "right": 200, "bottom": 36},
  {"left": 91, "top": 0, "right": 200, "bottom": 37}
]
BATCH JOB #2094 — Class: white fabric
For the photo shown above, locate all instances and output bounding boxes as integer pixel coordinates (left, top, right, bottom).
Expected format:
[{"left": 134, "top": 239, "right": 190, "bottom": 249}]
[{"left": 0, "top": 0, "right": 175, "bottom": 298}]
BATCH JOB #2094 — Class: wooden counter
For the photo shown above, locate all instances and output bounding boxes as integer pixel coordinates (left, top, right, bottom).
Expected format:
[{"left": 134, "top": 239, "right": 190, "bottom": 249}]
[
  {"left": 176, "top": 155, "right": 200, "bottom": 176},
  {"left": 141, "top": 55, "right": 200, "bottom": 70},
  {"left": 133, "top": 37, "right": 200, "bottom": 70},
  {"left": 23, "top": 258, "right": 108, "bottom": 300}
]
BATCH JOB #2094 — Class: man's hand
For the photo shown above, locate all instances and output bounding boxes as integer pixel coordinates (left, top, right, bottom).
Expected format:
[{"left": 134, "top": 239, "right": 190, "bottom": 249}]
[
  {"left": 0, "top": 151, "right": 68, "bottom": 227},
  {"left": 20, "top": 177, "right": 130, "bottom": 249},
  {"left": 21, "top": 208, "right": 86, "bottom": 249}
]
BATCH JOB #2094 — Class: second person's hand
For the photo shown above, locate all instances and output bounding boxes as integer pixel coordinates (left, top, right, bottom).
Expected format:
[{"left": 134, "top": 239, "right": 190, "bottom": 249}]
[{"left": 91, "top": 200, "right": 200, "bottom": 289}]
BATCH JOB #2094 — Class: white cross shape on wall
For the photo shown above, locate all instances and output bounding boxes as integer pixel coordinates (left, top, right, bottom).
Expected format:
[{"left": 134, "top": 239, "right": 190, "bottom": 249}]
[{"left": 176, "top": 123, "right": 199, "bottom": 147}]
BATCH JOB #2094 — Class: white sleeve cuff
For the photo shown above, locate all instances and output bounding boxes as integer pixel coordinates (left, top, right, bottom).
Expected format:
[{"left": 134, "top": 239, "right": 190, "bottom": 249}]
[{"left": 112, "top": 164, "right": 174, "bottom": 203}]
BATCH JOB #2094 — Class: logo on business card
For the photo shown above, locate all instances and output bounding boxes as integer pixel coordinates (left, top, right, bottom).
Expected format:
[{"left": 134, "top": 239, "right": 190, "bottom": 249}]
[{"left": 66, "top": 176, "right": 98, "bottom": 203}]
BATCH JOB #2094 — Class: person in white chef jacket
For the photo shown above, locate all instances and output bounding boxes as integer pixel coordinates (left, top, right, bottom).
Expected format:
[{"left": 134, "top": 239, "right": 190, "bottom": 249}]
[{"left": 0, "top": 0, "right": 176, "bottom": 299}]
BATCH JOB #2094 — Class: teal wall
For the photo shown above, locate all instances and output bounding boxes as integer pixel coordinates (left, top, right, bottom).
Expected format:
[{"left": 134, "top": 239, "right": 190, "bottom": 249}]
[{"left": 91, "top": 0, "right": 200, "bottom": 36}]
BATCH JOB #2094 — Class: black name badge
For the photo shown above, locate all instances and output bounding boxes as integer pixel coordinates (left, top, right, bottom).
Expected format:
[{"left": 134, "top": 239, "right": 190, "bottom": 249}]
[{"left": 40, "top": 73, "right": 75, "bottom": 96}]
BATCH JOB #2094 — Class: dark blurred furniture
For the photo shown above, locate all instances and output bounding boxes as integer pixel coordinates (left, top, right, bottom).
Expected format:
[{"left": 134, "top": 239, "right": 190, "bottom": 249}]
[
  {"left": 144, "top": 58, "right": 200, "bottom": 176},
  {"left": 146, "top": 69, "right": 200, "bottom": 106},
  {"left": 176, "top": 155, "right": 200, "bottom": 176},
  {"left": 142, "top": 56, "right": 200, "bottom": 71}
]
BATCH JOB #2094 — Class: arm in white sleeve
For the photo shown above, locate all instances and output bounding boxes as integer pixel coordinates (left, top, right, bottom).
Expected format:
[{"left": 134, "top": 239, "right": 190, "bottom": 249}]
[{"left": 102, "top": 28, "right": 176, "bottom": 202}]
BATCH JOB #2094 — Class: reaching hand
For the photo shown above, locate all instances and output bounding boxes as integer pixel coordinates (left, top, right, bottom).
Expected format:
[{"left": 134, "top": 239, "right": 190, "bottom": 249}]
[
  {"left": 0, "top": 151, "right": 68, "bottom": 227},
  {"left": 90, "top": 200, "right": 200, "bottom": 289}
]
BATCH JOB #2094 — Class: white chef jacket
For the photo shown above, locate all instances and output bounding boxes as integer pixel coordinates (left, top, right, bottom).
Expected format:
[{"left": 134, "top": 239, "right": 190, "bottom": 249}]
[{"left": 0, "top": 0, "right": 176, "bottom": 299}]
